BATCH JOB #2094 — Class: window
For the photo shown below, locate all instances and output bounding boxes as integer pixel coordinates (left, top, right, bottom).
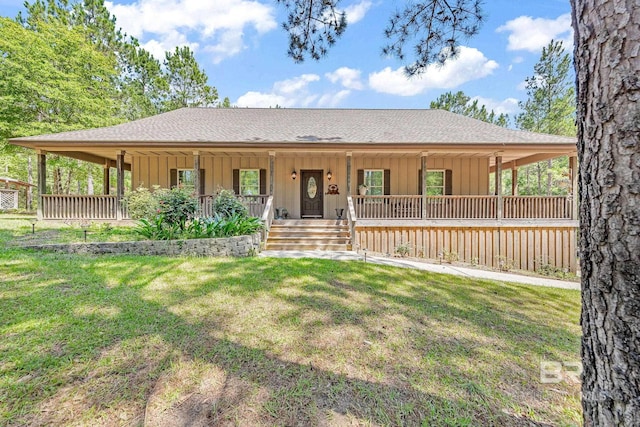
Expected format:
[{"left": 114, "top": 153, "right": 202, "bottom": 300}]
[
  {"left": 177, "top": 169, "right": 195, "bottom": 188},
  {"left": 425, "top": 170, "right": 445, "bottom": 195},
  {"left": 239, "top": 169, "right": 260, "bottom": 195},
  {"left": 364, "top": 170, "right": 384, "bottom": 195}
]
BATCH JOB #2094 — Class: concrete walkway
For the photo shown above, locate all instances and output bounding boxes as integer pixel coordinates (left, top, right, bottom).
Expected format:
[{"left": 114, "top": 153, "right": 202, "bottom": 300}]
[{"left": 259, "top": 250, "right": 581, "bottom": 290}]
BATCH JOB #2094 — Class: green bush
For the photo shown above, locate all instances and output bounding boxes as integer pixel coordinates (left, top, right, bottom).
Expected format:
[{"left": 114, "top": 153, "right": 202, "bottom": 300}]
[
  {"left": 213, "top": 188, "right": 248, "bottom": 218},
  {"left": 134, "top": 213, "right": 263, "bottom": 241},
  {"left": 124, "top": 185, "right": 167, "bottom": 220},
  {"left": 156, "top": 187, "right": 199, "bottom": 230}
]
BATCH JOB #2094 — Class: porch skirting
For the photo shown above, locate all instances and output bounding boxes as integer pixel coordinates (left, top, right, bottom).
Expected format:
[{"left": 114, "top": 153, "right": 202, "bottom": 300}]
[{"left": 353, "top": 222, "right": 578, "bottom": 273}]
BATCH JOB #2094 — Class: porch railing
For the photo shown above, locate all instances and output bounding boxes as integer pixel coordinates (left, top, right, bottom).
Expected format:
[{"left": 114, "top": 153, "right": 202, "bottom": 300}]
[
  {"left": 425, "top": 195, "right": 498, "bottom": 219},
  {"left": 41, "top": 195, "right": 126, "bottom": 220},
  {"left": 353, "top": 195, "right": 573, "bottom": 220},
  {"left": 503, "top": 196, "right": 573, "bottom": 219},
  {"left": 261, "top": 196, "right": 275, "bottom": 241},
  {"left": 199, "top": 194, "right": 268, "bottom": 218}
]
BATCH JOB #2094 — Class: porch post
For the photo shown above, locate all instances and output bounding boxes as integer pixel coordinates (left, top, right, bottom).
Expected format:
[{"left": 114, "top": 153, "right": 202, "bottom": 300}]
[
  {"left": 495, "top": 154, "right": 503, "bottom": 220},
  {"left": 36, "top": 150, "right": 46, "bottom": 220},
  {"left": 269, "top": 151, "right": 275, "bottom": 195},
  {"left": 511, "top": 161, "right": 518, "bottom": 195},
  {"left": 346, "top": 152, "right": 352, "bottom": 195},
  {"left": 569, "top": 155, "right": 578, "bottom": 220},
  {"left": 193, "top": 151, "right": 200, "bottom": 195},
  {"left": 116, "top": 150, "right": 125, "bottom": 220},
  {"left": 421, "top": 152, "right": 428, "bottom": 219},
  {"left": 103, "top": 160, "right": 110, "bottom": 195}
]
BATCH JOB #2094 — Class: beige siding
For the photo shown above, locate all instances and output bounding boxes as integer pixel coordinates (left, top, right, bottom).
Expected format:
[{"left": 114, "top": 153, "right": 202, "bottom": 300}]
[
  {"left": 132, "top": 153, "right": 491, "bottom": 219},
  {"left": 132, "top": 155, "right": 270, "bottom": 194},
  {"left": 273, "top": 156, "right": 347, "bottom": 219},
  {"left": 353, "top": 225, "right": 578, "bottom": 273},
  {"left": 352, "top": 156, "right": 489, "bottom": 195}
]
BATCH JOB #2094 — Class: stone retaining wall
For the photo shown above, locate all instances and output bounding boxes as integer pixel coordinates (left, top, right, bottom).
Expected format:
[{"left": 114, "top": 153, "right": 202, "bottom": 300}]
[{"left": 25, "top": 233, "right": 262, "bottom": 257}]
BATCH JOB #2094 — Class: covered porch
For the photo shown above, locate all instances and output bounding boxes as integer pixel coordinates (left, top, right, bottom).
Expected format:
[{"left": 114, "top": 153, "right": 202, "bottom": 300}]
[{"left": 31, "top": 148, "right": 578, "bottom": 222}]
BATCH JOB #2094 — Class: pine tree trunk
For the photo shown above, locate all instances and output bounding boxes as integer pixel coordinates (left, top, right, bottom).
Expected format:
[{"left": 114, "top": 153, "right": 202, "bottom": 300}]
[
  {"left": 88, "top": 170, "right": 94, "bottom": 195},
  {"left": 546, "top": 159, "right": 553, "bottom": 195},
  {"left": 536, "top": 162, "right": 542, "bottom": 195},
  {"left": 571, "top": 0, "right": 640, "bottom": 425},
  {"left": 53, "top": 168, "right": 61, "bottom": 194}
]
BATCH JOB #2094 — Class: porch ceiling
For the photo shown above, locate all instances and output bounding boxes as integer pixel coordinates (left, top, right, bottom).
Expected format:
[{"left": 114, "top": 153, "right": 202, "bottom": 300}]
[{"left": 31, "top": 145, "right": 574, "bottom": 168}]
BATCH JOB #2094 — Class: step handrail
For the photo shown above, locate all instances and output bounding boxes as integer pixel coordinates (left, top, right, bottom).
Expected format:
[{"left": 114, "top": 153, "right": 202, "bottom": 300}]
[
  {"left": 347, "top": 195, "right": 356, "bottom": 250},
  {"left": 260, "top": 195, "right": 275, "bottom": 242}
]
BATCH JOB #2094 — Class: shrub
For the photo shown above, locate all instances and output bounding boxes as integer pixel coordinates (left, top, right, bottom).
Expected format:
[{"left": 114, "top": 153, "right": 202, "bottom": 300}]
[
  {"left": 134, "top": 215, "right": 181, "bottom": 240},
  {"left": 395, "top": 242, "right": 412, "bottom": 257},
  {"left": 213, "top": 188, "right": 248, "bottom": 218},
  {"left": 443, "top": 250, "right": 459, "bottom": 263},
  {"left": 124, "top": 185, "right": 167, "bottom": 220},
  {"left": 156, "top": 187, "right": 199, "bottom": 230}
]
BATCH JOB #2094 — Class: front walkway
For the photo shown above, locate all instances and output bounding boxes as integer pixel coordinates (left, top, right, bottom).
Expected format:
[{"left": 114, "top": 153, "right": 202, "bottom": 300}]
[{"left": 259, "top": 250, "right": 581, "bottom": 290}]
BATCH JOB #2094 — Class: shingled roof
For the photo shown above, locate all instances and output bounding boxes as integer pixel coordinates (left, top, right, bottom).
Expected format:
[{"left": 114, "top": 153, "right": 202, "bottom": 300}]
[{"left": 11, "top": 108, "right": 576, "bottom": 146}]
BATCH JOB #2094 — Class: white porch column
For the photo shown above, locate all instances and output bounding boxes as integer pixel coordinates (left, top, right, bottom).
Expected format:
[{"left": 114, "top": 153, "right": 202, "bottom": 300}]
[
  {"left": 269, "top": 151, "right": 275, "bottom": 196},
  {"left": 495, "top": 154, "right": 503, "bottom": 220},
  {"left": 569, "top": 155, "right": 578, "bottom": 220},
  {"left": 193, "top": 151, "right": 200, "bottom": 195},
  {"left": 421, "top": 152, "right": 428, "bottom": 219},
  {"left": 116, "top": 150, "right": 125, "bottom": 220},
  {"left": 36, "top": 150, "right": 47, "bottom": 220},
  {"left": 346, "top": 152, "right": 352, "bottom": 195}
]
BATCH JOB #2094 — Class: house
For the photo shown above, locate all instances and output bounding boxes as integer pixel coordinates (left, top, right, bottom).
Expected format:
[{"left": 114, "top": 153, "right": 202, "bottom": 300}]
[{"left": 10, "top": 108, "right": 578, "bottom": 272}]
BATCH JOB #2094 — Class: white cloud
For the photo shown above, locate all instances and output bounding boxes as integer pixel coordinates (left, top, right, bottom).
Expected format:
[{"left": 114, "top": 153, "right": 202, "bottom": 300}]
[
  {"left": 497, "top": 13, "right": 573, "bottom": 52},
  {"left": 235, "top": 92, "right": 290, "bottom": 108},
  {"left": 274, "top": 74, "right": 321, "bottom": 95},
  {"left": 236, "top": 74, "right": 321, "bottom": 107},
  {"left": 471, "top": 96, "right": 520, "bottom": 115},
  {"left": 343, "top": 0, "right": 373, "bottom": 24},
  {"left": 325, "top": 67, "right": 364, "bottom": 90},
  {"left": 140, "top": 30, "right": 199, "bottom": 59},
  {"left": 368, "top": 46, "right": 499, "bottom": 96},
  {"left": 106, "top": 0, "right": 277, "bottom": 62},
  {"left": 236, "top": 72, "right": 360, "bottom": 107},
  {"left": 317, "top": 90, "right": 352, "bottom": 107}
]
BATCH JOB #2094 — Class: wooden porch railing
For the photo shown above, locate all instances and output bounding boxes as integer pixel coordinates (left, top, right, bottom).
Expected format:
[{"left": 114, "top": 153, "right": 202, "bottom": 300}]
[
  {"left": 347, "top": 196, "right": 356, "bottom": 246},
  {"left": 198, "top": 194, "right": 268, "bottom": 218},
  {"left": 425, "top": 195, "right": 498, "bottom": 219},
  {"left": 352, "top": 195, "right": 574, "bottom": 220},
  {"left": 261, "top": 196, "right": 275, "bottom": 241},
  {"left": 41, "top": 195, "right": 126, "bottom": 220},
  {"left": 503, "top": 196, "right": 573, "bottom": 219}
]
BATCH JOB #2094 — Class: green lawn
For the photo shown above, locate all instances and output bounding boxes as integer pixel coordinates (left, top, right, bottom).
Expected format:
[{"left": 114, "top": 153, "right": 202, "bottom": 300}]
[{"left": 0, "top": 217, "right": 582, "bottom": 426}]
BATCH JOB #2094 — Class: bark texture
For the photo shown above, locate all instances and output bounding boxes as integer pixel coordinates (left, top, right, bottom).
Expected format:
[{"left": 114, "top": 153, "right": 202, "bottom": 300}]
[{"left": 572, "top": 0, "right": 640, "bottom": 425}]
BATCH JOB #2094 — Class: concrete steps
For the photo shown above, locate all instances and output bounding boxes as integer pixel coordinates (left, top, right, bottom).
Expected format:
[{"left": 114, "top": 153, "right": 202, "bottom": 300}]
[{"left": 266, "top": 219, "right": 351, "bottom": 251}]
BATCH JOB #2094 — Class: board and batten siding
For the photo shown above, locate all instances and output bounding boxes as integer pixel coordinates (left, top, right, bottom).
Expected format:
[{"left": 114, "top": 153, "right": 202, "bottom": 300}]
[
  {"left": 273, "top": 155, "right": 347, "bottom": 219},
  {"left": 131, "top": 154, "right": 491, "bottom": 218},
  {"left": 132, "top": 155, "right": 270, "bottom": 195},
  {"left": 353, "top": 224, "right": 578, "bottom": 272},
  {"left": 351, "top": 156, "right": 490, "bottom": 195}
]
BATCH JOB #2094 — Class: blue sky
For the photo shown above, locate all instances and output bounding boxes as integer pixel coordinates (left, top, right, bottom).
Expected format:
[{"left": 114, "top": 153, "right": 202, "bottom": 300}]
[{"left": 0, "top": 0, "right": 573, "bottom": 115}]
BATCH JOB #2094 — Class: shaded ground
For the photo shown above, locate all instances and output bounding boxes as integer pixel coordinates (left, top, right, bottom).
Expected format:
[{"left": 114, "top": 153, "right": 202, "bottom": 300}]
[{"left": 0, "top": 217, "right": 582, "bottom": 426}]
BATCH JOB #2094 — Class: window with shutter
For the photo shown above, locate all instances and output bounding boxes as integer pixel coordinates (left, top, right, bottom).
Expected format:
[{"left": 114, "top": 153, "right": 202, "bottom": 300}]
[
  {"left": 232, "top": 169, "right": 266, "bottom": 195},
  {"left": 418, "top": 169, "right": 452, "bottom": 195}
]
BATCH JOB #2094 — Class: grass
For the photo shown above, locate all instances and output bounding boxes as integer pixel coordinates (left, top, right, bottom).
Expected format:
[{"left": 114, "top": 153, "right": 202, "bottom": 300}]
[{"left": 0, "top": 217, "right": 582, "bottom": 426}]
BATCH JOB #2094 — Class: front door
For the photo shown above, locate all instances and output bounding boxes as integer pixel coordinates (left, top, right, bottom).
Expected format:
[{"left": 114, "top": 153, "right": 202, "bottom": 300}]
[{"left": 300, "top": 170, "right": 323, "bottom": 218}]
